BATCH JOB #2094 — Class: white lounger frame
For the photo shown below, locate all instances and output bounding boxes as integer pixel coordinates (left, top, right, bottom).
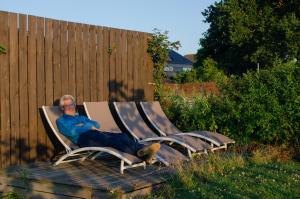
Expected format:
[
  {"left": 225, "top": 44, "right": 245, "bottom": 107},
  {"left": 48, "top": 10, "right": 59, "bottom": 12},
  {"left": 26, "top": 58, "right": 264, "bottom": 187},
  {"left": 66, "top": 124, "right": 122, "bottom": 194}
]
[
  {"left": 113, "top": 102, "right": 208, "bottom": 158},
  {"left": 139, "top": 102, "right": 230, "bottom": 151},
  {"left": 42, "top": 106, "right": 146, "bottom": 174}
]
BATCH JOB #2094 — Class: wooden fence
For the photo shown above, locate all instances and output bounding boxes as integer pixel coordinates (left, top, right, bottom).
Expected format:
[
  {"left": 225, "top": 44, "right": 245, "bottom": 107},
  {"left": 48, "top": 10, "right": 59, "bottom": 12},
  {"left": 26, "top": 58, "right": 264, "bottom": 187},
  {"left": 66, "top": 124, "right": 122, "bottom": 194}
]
[{"left": 0, "top": 11, "right": 154, "bottom": 168}]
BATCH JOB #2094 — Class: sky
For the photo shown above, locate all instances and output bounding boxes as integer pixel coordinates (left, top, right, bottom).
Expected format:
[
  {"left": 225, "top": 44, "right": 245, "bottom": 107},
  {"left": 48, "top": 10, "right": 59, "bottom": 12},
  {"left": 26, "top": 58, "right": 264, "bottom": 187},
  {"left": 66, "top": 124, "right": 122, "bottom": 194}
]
[{"left": 0, "top": 0, "right": 218, "bottom": 55}]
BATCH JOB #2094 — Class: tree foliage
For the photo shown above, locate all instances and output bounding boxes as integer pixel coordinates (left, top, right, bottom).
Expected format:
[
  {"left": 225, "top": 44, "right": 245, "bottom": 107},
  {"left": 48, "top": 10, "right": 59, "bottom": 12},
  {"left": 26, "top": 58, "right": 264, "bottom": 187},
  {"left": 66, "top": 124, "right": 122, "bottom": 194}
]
[
  {"left": 147, "top": 29, "right": 181, "bottom": 99},
  {"left": 195, "top": 0, "right": 300, "bottom": 74}
]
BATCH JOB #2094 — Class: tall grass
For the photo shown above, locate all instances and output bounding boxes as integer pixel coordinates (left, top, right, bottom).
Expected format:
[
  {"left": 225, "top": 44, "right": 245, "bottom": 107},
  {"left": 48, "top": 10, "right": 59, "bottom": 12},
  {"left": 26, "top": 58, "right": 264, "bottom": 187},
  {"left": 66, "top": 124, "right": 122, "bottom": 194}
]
[{"left": 144, "top": 146, "right": 300, "bottom": 199}]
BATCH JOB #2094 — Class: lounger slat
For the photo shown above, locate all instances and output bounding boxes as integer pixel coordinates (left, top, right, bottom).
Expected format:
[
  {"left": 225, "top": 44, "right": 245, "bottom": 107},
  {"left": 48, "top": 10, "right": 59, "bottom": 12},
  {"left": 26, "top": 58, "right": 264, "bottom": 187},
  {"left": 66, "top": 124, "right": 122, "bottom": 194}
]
[
  {"left": 167, "top": 134, "right": 212, "bottom": 151},
  {"left": 42, "top": 106, "right": 77, "bottom": 150},
  {"left": 186, "top": 131, "right": 235, "bottom": 145},
  {"left": 157, "top": 144, "right": 188, "bottom": 164},
  {"left": 83, "top": 102, "right": 121, "bottom": 133}
]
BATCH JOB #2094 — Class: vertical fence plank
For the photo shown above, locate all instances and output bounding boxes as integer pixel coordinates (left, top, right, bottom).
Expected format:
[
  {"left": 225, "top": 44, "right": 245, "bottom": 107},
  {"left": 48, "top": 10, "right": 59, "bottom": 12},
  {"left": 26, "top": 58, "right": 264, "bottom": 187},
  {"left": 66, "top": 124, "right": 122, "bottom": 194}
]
[
  {"left": 60, "top": 21, "right": 68, "bottom": 95},
  {"left": 96, "top": 27, "right": 104, "bottom": 101},
  {"left": 146, "top": 33, "right": 154, "bottom": 101},
  {"left": 0, "top": 11, "right": 10, "bottom": 168},
  {"left": 109, "top": 28, "right": 116, "bottom": 101},
  {"left": 53, "top": 20, "right": 61, "bottom": 103},
  {"left": 19, "top": 14, "right": 29, "bottom": 164},
  {"left": 45, "top": 18, "right": 53, "bottom": 106},
  {"left": 137, "top": 33, "right": 144, "bottom": 101},
  {"left": 45, "top": 19, "right": 55, "bottom": 159},
  {"left": 89, "top": 25, "right": 97, "bottom": 101},
  {"left": 36, "top": 17, "right": 47, "bottom": 160},
  {"left": 139, "top": 33, "right": 147, "bottom": 101},
  {"left": 121, "top": 30, "right": 128, "bottom": 101},
  {"left": 28, "top": 15, "right": 37, "bottom": 161},
  {"left": 75, "top": 23, "right": 83, "bottom": 104},
  {"left": 9, "top": 13, "right": 19, "bottom": 165},
  {"left": 68, "top": 22, "right": 76, "bottom": 97},
  {"left": 141, "top": 33, "right": 148, "bottom": 101},
  {"left": 102, "top": 27, "right": 110, "bottom": 101},
  {"left": 115, "top": 29, "right": 122, "bottom": 101},
  {"left": 127, "top": 31, "right": 134, "bottom": 100},
  {"left": 132, "top": 32, "right": 139, "bottom": 101},
  {"left": 82, "top": 24, "right": 90, "bottom": 102}
]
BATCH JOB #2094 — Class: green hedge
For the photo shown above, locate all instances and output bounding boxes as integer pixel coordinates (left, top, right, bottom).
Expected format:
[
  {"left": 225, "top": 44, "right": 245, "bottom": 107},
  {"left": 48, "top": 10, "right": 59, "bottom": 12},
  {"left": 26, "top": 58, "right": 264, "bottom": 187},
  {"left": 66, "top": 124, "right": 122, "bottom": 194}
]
[{"left": 162, "top": 63, "right": 300, "bottom": 146}]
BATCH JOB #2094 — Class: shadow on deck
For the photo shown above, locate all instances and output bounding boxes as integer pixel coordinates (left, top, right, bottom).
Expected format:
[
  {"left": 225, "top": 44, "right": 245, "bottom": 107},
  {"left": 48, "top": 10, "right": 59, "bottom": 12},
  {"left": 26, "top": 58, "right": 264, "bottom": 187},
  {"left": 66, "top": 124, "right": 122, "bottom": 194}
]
[{"left": 0, "top": 156, "right": 173, "bottom": 198}]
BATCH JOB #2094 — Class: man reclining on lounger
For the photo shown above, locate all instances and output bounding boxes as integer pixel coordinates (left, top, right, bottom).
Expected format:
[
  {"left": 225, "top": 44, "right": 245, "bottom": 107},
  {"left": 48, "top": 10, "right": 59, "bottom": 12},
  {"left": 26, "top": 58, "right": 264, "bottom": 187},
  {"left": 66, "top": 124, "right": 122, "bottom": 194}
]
[{"left": 56, "top": 95, "right": 160, "bottom": 164}]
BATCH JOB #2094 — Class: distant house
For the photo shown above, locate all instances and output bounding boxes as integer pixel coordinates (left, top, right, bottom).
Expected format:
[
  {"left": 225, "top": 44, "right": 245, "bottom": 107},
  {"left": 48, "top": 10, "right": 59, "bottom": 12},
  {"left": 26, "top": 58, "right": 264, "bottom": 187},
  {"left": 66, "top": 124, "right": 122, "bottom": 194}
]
[{"left": 164, "top": 50, "right": 194, "bottom": 78}]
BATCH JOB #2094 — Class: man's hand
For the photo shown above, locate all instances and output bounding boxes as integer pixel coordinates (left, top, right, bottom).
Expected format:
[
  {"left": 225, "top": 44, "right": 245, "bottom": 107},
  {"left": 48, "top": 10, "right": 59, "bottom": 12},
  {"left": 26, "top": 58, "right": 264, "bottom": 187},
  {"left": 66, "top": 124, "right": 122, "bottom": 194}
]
[{"left": 91, "top": 126, "right": 100, "bottom": 131}]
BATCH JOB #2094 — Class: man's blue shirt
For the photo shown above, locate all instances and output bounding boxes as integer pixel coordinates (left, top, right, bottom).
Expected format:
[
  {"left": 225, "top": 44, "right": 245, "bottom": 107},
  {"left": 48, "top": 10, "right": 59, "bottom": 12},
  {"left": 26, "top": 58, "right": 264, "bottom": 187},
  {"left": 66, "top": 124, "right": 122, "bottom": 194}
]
[{"left": 56, "top": 113, "right": 100, "bottom": 144}]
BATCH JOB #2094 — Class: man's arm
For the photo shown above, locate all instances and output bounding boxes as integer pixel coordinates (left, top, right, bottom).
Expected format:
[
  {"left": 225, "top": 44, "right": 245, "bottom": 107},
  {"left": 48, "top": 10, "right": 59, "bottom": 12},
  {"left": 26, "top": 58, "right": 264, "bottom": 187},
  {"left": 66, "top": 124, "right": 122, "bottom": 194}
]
[
  {"left": 80, "top": 116, "right": 100, "bottom": 129},
  {"left": 56, "top": 118, "right": 94, "bottom": 138}
]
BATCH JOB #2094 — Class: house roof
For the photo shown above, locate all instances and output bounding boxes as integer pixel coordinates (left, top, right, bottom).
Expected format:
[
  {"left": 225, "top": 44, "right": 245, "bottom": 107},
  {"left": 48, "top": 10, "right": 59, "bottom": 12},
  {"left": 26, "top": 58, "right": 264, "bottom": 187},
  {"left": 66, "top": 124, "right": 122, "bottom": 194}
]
[
  {"left": 168, "top": 50, "right": 193, "bottom": 65},
  {"left": 184, "top": 54, "right": 196, "bottom": 63}
]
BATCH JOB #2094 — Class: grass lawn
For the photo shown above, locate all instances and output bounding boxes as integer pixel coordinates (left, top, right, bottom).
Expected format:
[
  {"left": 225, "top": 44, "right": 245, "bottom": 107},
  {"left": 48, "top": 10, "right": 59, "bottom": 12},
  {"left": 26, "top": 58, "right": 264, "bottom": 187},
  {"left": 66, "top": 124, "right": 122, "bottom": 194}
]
[{"left": 145, "top": 148, "right": 300, "bottom": 199}]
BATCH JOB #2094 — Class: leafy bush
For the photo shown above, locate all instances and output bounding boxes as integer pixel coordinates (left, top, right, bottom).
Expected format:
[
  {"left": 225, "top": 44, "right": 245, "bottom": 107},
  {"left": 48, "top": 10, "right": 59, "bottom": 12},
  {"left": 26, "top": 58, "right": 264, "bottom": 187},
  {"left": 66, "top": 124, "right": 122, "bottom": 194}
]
[
  {"left": 172, "top": 69, "right": 199, "bottom": 84},
  {"left": 161, "top": 62, "right": 300, "bottom": 147},
  {"left": 197, "top": 58, "right": 228, "bottom": 85}
]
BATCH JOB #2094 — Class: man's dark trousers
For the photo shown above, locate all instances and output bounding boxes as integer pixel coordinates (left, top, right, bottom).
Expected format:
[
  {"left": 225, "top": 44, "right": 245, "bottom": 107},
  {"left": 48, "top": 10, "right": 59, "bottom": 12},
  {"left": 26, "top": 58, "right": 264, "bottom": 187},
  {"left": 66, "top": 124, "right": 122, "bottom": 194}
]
[{"left": 77, "top": 130, "right": 144, "bottom": 156}]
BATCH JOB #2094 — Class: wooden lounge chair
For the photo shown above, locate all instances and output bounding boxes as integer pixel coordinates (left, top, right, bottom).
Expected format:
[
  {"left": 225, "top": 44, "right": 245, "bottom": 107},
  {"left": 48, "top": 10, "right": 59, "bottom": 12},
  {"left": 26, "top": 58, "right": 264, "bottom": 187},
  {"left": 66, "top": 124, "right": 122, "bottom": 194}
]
[
  {"left": 83, "top": 102, "right": 188, "bottom": 166},
  {"left": 42, "top": 106, "right": 146, "bottom": 174},
  {"left": 113, "top": 102, "right": 213, "bottom": 158},
  {"left": 139, "top": 101, "right": 235, "bottom": 150}
]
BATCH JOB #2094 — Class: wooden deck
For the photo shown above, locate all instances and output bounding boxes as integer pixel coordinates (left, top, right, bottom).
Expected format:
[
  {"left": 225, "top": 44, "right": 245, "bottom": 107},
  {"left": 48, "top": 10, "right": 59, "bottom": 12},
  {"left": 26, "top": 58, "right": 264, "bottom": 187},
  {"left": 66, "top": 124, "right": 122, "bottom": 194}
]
[{"left": 0, "top": 156, "right": 173, "bottom": 198}]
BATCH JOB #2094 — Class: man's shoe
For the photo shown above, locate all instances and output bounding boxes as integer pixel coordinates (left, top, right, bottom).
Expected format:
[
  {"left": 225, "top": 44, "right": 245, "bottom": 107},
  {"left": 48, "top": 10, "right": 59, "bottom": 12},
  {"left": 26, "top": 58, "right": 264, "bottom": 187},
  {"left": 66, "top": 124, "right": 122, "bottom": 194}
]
[
  {"left": 137, "top": 143, "right": 160, "bottom": 157},
  {"left": 145, "top": 155, "right": 157, "bottom": 165}
]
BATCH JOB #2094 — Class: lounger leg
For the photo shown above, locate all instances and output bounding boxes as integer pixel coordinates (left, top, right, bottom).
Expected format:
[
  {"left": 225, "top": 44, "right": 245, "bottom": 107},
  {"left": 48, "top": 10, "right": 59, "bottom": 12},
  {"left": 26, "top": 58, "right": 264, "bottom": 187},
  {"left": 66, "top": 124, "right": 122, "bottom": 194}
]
[
  {"left": 120, "top": 160, "right": 125, "bottom": 174},
  {"left": 90, "top": 151, "right": 105, "bottom": 160},
  {"left": 187, "top": 149, "right": 192, "bottom": 159},
  {"left": 80, "top": 151, "right": 95, "bottom": 161},
  {"left": 204, "top": 149, "right": 208, "bottom": 155}
]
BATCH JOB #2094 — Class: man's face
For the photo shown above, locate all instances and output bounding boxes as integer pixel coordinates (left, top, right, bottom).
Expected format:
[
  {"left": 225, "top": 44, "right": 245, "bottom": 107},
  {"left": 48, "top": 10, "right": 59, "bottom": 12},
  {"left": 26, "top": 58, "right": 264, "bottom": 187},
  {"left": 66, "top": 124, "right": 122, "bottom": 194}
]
[{"left": 63, "top": 98, "right": 76, "bottom": 115}]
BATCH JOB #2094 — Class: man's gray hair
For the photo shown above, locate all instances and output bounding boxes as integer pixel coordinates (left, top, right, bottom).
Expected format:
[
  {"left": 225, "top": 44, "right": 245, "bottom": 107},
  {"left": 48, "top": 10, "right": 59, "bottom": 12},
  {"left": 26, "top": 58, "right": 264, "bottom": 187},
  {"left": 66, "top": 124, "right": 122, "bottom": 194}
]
[{"left": 59, "top": 95, "right": 76, "bottom": 109}]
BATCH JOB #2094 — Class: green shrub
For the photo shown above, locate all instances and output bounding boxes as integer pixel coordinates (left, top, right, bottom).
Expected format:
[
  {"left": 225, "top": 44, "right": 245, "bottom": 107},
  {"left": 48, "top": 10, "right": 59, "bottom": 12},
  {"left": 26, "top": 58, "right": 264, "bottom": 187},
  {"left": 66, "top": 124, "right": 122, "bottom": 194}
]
[
  {"left": 172, "top": 69, "right": 199, "bottom": 84},
  {"left": 197, "top": 58, "right": 228, "bottom": 86},
  {"left": 161, "top": 62, "right": 300, "bottom": 147}
]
